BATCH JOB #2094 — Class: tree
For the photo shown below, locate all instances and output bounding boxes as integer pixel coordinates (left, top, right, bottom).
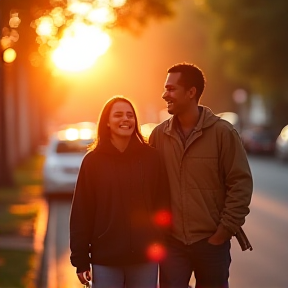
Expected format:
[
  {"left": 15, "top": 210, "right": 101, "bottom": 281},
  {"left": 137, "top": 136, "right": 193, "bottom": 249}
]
[
  {"left": 112, "top": 0, "right": 180, "bottom": 33},
  {"left": 0, "top": 0, "right": 17, "bottom": 187},
  {"left": 200, "top": 0, "right": 288, "bottom": 129},
  {"left": 0, "top": 0, "right": 47, "bottom": 187},
  {"left": 32, "top": 0, "right": 180, "bottom": 31},
  {"left": 27, "top": 0, "right": 181, "bottom": 111},
  {"left": 0, "top": 0, "right": 181, "bottom": 187}
]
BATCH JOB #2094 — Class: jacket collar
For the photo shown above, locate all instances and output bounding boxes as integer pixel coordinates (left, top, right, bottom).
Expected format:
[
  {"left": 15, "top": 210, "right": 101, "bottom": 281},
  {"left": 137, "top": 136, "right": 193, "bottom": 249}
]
[{"left": 164, "top": 105, "right": 219, "bottom": 134}]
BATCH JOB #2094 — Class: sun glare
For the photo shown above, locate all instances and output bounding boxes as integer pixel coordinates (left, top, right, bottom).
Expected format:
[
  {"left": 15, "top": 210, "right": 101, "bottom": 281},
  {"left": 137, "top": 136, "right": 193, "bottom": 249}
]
[
  {"left": 33, "top": 0, "right": 127, "bottom": 72},
  {"left": 87, "top": 6, "right": 116, "bottom": 24},
  {"left": 51, "top": 22, "right": 111, "bottom": 72},
  {"left": 111, "top": 0, "right": 127, "bottom": 7},
  {"left": 68, "top": 2, "right": 92, "bottom": 16},
  {"left": 36, "top": 16, "right": 55, "bottom": 36}
]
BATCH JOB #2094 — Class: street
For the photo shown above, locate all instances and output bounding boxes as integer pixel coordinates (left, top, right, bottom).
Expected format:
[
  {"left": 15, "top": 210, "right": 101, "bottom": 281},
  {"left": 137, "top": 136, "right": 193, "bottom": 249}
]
[
  {"left": 41, "top": 155, "right": 288, "bottom": 288},
  {"left": 229, "top": 155, "right": 288, "bottom": 288}
]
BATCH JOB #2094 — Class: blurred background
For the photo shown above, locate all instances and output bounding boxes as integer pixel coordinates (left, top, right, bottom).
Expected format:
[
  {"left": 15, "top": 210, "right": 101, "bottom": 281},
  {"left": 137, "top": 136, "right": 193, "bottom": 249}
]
[
  {"left": 1, "top": 0, "right": 288, "bottom": 183},
  {"left": 0, "top": 1, "right": 288, "bottom": 287}
]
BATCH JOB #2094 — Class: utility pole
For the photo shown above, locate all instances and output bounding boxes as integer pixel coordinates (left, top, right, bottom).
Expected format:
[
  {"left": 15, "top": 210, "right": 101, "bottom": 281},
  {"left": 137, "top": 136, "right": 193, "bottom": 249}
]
[{"left": 0, "top": 0, "right": 14, "bottom": 187}]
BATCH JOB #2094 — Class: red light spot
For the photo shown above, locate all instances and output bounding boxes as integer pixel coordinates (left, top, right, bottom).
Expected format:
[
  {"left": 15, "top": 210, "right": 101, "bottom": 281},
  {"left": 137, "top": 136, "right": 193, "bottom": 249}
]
[
  {"left": 146, "top": 243, "right": 166, "bottom": 262},
  {"left": 154, "top": 210, "right": 172, "bottom": 227}
]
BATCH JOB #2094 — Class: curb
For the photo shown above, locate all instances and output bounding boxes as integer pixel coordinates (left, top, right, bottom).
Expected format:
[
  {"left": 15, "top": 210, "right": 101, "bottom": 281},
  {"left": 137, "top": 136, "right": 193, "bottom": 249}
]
[{"left": 33, "top": 198, "right": 49, "bottom": 287}]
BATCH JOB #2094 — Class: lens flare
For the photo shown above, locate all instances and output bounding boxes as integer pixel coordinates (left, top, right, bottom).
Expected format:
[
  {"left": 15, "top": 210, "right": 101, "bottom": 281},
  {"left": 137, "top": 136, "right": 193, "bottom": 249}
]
[
  {"left": 153, "top": 210, "right": 172, "bottom": 227},
  {"left": 146, "top": 243, "right": 166, "bottom": 262}
]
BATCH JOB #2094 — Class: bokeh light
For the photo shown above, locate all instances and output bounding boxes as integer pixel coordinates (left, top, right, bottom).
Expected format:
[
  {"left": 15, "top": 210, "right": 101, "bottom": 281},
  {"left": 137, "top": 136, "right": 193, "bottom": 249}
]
[
  {"left": 0, "top": 11, "right": 21, "bottom": 61},
  {"left": 32, "top": 0, "right": 127, "bottom": 72},
  {"left": 3, "top": 48, "right": 17, "bottom": 63},
  {"left": 153, "top": 209, "right": 172, "bottom": 227},
  {"left": 280, "top": 125, "right": 288, "bottom": 141},
  {"left": 140, "top": 123, "right": 158, "bottom": 140},
  {"left": 146, "top": 243, "right": 167, "bottom": 262}
]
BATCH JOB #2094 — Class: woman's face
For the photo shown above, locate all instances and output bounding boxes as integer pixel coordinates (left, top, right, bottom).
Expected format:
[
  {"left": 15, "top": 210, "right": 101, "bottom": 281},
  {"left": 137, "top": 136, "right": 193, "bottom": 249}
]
[{"left": 107, "top": 101, "right": 136, "bottom": 139}]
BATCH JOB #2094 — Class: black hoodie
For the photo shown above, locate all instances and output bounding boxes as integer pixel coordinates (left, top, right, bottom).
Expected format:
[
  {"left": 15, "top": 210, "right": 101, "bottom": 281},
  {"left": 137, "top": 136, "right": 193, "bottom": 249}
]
[{"left": 70, "top": 137, "right": 171, "bottom": 272}]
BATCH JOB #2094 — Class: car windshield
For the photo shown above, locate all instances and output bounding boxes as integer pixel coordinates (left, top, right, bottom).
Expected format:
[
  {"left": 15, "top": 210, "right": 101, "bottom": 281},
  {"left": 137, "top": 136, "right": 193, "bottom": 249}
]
[{"left": 56, "top": 139, "right": 92, "bottom": 154}]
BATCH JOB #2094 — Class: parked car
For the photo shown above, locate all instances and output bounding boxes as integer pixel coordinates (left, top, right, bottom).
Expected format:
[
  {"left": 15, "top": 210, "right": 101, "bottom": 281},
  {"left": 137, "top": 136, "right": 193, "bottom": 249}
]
[
  {"left": 275, "top": 124, "right": 288, "bottom": 162},
  {"left": 240, "top": 126, "right": 277, "bottom": 154},
  {"left": 43, "top": 122, "right": 96, "bottom": 198}
]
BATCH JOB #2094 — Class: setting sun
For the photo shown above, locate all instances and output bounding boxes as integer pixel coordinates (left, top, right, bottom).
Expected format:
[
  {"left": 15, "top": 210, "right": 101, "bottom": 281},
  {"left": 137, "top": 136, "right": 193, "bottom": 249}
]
[
  {"left": 51, "top": 22, "right": 111, "bottom": 72},
  {"left": 33, "top": 0, "right": 127, "bottom": 72}
]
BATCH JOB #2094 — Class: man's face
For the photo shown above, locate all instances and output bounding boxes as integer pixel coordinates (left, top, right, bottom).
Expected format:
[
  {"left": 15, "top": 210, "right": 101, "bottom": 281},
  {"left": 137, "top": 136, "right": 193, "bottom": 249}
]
[{"left": 162, "top": 72, "right": 191, "bottom": 115}]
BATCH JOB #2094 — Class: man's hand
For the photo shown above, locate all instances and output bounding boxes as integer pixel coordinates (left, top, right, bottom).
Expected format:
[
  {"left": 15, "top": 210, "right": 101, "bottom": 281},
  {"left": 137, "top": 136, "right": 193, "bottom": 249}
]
[
  {"left": 77, "top": 269, "right": 91, "bottom": 286},
  {"left": 208, "top": 224, "right": 233, "bottom": 245}
]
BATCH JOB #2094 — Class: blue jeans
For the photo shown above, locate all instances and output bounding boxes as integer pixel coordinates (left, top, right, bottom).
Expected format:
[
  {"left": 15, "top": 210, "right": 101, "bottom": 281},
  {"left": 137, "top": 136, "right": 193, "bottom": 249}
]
[
  {"left": 91, "top": 262, "right": 158, "bottom": 288},
  {"left": 159, "top": 236, "right": 231, "bottom": 288}
]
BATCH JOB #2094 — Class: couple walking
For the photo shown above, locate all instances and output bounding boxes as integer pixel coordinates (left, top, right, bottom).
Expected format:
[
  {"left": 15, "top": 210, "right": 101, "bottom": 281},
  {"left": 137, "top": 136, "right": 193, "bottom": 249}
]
[{"left": 70, "top": 62, "right": 253, "bottom": 288}]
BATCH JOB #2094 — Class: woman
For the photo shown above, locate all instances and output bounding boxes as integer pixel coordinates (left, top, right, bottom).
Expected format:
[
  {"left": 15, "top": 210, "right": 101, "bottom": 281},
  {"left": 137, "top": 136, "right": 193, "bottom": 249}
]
[{"left": 70, "top": 96, "right": 171, "bottom": 288}]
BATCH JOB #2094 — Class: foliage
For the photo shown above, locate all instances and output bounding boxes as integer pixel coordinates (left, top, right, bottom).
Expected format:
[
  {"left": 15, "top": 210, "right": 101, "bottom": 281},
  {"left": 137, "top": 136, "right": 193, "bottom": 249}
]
[
  {"left": 0, "top": 154, "right": 44, "bottom": 288},
  {"left": 0, "top": 154, "right": 44, "bottom": 236},
  {"left": 203, "top": 0, "right": 288, "bottom": 93},
  {"left": 113, "top": 0, "right": 180, "bottom": 33},
  {"left": 198, "top": 0, "right": 288, "bottom": 128},
  {"left": 0, "top": 250, "right": 35, "bottom": 288},
  {"left": 34, "top": 0, "right": 180, "bottom": 33}
]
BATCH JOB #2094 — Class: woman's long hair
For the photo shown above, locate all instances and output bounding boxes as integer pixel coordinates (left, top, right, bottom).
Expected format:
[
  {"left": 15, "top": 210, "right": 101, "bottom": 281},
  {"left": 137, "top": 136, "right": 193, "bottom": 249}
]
[{"left": 88, "top": 96, "right": 146, "bottom": 151}]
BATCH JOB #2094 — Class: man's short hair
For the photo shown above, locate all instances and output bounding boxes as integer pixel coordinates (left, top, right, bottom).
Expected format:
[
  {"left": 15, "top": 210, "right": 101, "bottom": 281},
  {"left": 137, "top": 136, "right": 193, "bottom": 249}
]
[{"left": 168, "top": 62, "right": 206, "bottom": 101}]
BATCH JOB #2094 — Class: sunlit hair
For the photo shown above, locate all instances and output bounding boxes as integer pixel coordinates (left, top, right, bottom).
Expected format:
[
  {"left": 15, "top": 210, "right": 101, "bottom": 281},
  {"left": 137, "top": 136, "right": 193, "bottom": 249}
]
[
  {"left": 88, "top": 95, "right": 147, "bottom": 151},
  {"left": 168, "top": 62, "right": 206, "bottom": 102}
]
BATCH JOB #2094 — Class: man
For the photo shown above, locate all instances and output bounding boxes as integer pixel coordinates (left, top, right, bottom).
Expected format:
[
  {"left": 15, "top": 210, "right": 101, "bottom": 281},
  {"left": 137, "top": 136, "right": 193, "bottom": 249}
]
[{"left": 149, "top": 62, "right": 253, "bottom": 288}]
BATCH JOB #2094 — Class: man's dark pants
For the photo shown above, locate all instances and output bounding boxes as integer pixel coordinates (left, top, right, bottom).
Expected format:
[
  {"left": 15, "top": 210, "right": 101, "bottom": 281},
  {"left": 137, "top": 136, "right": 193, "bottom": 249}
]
[{"left": 159, "top": 235, "right": 231, "bottom": 288}]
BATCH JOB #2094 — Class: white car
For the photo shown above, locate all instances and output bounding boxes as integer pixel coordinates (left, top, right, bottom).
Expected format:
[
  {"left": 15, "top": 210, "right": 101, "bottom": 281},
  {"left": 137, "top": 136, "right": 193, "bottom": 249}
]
[
  {"left": 43, "top": 122, "right": 96, "bottom": 198},
  {"left": 275, "top": 124, "right": 288, "bottom": 162}
]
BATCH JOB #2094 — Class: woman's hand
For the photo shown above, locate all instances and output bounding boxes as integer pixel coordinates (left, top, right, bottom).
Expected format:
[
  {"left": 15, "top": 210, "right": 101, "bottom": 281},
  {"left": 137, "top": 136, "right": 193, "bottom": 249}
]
[{"left": 77, "top": 269, "right": 91, "bottom": 286}]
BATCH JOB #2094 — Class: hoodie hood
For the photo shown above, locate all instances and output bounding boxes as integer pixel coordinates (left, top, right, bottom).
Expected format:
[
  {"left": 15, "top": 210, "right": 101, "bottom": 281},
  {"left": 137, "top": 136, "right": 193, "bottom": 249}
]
[
  {"left": 95, "top": 135, "right": 144, "bottom": 156},
  {"left": 195, "top": 105, "right": 220, "bottom": 130}
]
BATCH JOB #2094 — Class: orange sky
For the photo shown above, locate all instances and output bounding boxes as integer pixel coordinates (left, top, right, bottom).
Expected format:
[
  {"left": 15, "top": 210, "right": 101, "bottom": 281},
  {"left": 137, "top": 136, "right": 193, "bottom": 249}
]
[{"left": 49, "top": 0, "right": 212, "bottom": 128}]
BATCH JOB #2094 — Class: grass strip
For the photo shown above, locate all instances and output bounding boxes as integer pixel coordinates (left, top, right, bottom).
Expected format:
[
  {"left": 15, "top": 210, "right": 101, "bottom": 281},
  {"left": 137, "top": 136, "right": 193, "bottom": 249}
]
[
  {"left": 0, "top": 153, "right": 44, "bottom": 288},
  {"left": 0, "top": 249, "right": 35, "bottom": 288}
]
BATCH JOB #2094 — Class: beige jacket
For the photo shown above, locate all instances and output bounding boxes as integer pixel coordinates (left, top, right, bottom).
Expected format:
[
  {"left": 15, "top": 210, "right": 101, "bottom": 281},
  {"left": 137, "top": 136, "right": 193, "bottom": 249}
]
[{"left": 149, "top": 106, "right": 253, "bottom": 246}]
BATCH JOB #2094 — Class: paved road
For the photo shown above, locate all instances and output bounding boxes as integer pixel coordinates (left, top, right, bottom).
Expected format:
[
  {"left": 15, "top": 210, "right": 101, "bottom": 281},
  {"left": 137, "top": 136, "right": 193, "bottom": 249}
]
[
  {"left": 229, "top": 156, "right": 288, "bottom": 288},
  {"left": 190, "top": 156, "right": 288, "bottom": 288},
  {"left": 42, "top": 156, "right": 288, "bottom": 288}
]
